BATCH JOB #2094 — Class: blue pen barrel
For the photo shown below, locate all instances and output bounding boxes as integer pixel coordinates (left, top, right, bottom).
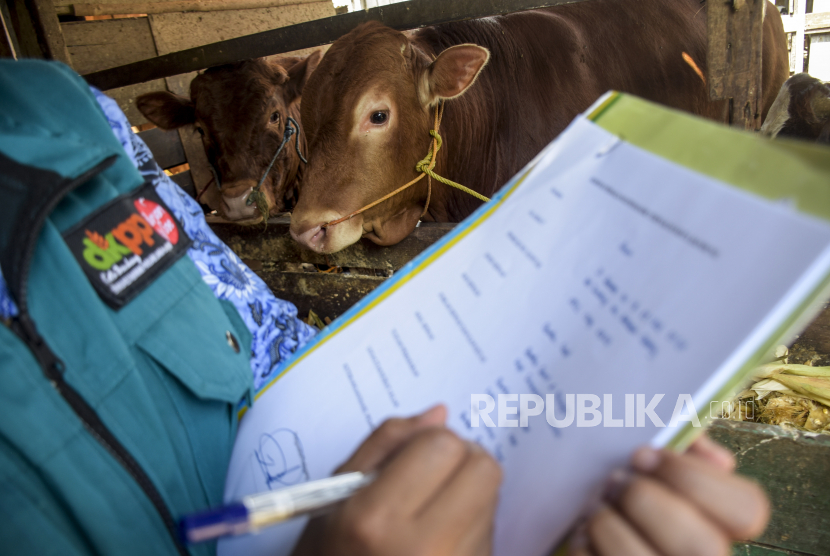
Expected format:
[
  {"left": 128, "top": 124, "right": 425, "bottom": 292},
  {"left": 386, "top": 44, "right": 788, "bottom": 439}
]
[
  {"left": 179, "top": 472, "right": 375, "bottom": 544},
  {"left": 180, "top": 502, "right": 249, "bottom": 544}
]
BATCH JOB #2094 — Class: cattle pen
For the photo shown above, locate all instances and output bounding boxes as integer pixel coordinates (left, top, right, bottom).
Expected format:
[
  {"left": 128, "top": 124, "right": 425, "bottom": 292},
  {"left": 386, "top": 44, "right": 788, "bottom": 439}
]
[{"left": 3, "top": 0, "right": 830, "bottom": 555}]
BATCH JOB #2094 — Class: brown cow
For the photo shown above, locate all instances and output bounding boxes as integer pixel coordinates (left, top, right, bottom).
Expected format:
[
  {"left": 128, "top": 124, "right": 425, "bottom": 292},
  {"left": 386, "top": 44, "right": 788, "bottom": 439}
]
[
  {"left": 760, "top": 73, "right": 830, "bottom": 143},
  {"left": 137, "top": 53, "right": 322, "bottom": 223},
  {"left": 290, "top": 0, "right": 788, "bottom": 254}
]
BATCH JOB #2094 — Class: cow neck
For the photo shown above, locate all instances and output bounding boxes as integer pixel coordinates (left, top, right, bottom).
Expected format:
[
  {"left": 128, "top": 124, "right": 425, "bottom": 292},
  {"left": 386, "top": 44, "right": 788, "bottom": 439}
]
[{"left": 322, "top": 102, "right": 489, "bottom": 229}]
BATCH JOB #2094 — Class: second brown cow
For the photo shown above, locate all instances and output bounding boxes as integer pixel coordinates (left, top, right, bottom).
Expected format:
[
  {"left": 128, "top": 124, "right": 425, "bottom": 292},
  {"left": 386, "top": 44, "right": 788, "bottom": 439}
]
[
  {"left": 290, "top": 0, "right": 788, "bottom": 254},
  {"left": 138, "top": 53, "right": 321, "bottom": 223}
]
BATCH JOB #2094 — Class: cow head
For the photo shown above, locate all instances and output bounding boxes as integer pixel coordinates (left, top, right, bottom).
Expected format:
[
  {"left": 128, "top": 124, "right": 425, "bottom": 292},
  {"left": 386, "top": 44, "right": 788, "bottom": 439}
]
[
  {"left": 137, "top": 53, "right": 322, "bottom": 223},
  {"left": 290, "top": 22, "right": 489, "bottom": 253},
  {"left": 760, "top": 73, "right": 830, "bottom": 143}
]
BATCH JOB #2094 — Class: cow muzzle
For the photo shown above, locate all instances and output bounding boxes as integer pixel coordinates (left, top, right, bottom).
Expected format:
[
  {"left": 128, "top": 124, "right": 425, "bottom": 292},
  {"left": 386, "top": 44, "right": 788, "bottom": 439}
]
[
  {"left": 220, "top": 181, "right": 263, "bottom": 222},
  {"left": 290, "top": 211, "right": 363, "bottom": 254}
]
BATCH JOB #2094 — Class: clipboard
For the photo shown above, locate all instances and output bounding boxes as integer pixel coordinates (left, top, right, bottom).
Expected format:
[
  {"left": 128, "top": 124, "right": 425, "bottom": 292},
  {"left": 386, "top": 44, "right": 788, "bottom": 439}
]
[{"left": 222, "top": 92, "right": 830, "bottom": 556}]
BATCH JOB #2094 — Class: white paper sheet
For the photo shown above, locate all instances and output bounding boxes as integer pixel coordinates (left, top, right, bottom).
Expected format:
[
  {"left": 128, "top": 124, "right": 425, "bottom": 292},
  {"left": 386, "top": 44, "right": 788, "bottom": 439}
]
[{"left": 219, "top": 116, "right": 830, "bottom": 556}]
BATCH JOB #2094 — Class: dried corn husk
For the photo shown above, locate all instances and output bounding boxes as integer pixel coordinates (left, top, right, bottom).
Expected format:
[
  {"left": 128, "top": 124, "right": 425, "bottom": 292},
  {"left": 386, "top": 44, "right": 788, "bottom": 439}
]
[
  {"left": 305, "top": 310, "right": 326, "bottom": 330},
  {"left": 747, "top": 364, "right": 830, "bottom": 406},
  {"left": 805, "top": 404, "right": 830, "bottom": 431},
  {"left": 727, "top": 357, "right": 830, "bottom": 433}
]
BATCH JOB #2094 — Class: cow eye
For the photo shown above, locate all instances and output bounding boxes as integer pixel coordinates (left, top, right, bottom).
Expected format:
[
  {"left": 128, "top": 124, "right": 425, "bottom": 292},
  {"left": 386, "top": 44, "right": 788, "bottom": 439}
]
[
  {"left": 195, "top": 126, "right": 205, "bottom": 137},
  {"left": 270, "top": 112, "right": 280, "bottom": 124},
  {"left": 370, "top": 111, "right": 389, "bottom": 125}
]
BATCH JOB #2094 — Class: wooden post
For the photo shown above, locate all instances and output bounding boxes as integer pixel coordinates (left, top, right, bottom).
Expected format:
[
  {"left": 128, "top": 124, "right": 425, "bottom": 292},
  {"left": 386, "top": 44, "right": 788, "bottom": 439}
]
[
  {"left": 792, "top": 0, "right": 806, "bottom": 73},
  {"left": 707, "top": 0, "right": 766, "bottom": 130},
  {"left": 4, "top": 0, "right": 71, "bottom": 64},
  {"left": 0, "top": 3, "right": 18, "bottom": 58}
]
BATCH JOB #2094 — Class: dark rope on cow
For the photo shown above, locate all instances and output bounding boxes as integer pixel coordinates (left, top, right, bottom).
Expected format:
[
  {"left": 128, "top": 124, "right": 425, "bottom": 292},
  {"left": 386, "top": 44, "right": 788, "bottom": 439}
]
[
  {"left": 209, "top": 164, "right": 222, "bottom": 191},
  {"left": 246, "top": 116, "right": 307, "bottom": 224},
  {"left": 195, "top": 177, "right": 213, "bottom": 204}
]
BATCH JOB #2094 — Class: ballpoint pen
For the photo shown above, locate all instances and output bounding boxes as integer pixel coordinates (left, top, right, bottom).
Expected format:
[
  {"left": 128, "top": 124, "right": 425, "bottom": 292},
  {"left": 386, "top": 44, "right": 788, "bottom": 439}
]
[{"left": 180, "top": 471, "right": 376, "bottom": 544}]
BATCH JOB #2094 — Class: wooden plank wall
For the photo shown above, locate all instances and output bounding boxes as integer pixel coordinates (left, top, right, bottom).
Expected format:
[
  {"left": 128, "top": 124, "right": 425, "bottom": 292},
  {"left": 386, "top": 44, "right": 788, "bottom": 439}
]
[
  {"left": 62, "top": 17, "right": 165, "bottom": 123},
  {"left": 60, "top": 0, "right": 335, "bottom": 125}
]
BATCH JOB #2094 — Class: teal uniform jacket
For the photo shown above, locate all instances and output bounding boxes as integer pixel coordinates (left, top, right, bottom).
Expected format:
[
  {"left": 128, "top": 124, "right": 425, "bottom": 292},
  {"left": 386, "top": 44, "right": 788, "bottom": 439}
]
[{"left": 0, "top": 61, "right": 254, "bottom": 554}]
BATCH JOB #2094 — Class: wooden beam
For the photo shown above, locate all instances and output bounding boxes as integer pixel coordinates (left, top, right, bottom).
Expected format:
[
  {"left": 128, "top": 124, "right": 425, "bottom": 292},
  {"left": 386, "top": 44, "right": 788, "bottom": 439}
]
[
  {"left": 72, "top": 0, "right": 327, "bottom": 16},
  {"left": 147, "top": 2, "right": 334, "bottom": 55},
  {"left": 805, "top": 11, "right": 830, "bottom": 34},
  {"left": 83, "top": 0, "right": 591, "bottom": 90},
  {"left": 62, "top": 18, "right": 157, "bottom": 74},
  {"left": 707, "top": 0, "right": 766, "bottom": 130}
]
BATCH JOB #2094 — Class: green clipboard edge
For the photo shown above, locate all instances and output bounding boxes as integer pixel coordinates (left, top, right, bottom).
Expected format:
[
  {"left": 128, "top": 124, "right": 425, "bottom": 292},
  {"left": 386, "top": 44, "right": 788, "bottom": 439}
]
[{"left": 589, "top": 92, "right": 830, "bottom": 451}]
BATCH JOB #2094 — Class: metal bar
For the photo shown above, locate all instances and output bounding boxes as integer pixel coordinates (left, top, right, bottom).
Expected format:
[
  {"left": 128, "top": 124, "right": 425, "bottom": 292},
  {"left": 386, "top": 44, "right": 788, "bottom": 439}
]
[{"left": 84, "top": 0, "right": 590, "bottom": 91}]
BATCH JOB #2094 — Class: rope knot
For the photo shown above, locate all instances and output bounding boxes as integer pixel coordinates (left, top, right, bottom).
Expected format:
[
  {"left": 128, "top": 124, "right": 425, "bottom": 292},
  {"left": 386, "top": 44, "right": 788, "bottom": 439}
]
[{"left": 415, "top": 130, "right": 443, "bottom": 174}]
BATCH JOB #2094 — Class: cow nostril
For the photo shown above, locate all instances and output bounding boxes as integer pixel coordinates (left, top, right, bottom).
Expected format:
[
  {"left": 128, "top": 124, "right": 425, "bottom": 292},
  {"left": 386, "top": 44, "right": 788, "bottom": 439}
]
[{"left": 311, "top": 227, "right": 326, "bottom": 245}]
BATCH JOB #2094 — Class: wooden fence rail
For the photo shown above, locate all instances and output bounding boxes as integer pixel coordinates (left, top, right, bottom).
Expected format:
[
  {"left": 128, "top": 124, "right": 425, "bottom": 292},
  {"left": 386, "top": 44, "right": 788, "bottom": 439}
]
[{"left": 83, "top": 0, "right": 592, "bottom": 90}]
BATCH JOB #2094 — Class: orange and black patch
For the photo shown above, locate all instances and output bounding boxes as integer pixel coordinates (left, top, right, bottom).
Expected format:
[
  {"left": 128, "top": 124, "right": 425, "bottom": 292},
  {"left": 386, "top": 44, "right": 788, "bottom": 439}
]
[{"left": 63, "top": 182, "right": 191, "bottom": 308}]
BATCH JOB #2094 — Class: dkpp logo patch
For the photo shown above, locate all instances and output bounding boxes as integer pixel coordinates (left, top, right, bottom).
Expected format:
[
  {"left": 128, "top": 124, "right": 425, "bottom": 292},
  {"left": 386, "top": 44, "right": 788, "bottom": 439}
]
[
  {"left": 82, "top": 213, "right": 157, "bottom": 271},
  {"left": 64, "top": 182, "right": 191, "bottom": 309}
]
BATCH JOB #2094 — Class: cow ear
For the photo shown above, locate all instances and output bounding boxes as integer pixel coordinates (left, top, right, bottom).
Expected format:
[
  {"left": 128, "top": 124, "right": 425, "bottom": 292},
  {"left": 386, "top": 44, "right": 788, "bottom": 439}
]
[
  {"left": 285, "top": 50, "right": 323, "bottom": 104},
  {"left": 136, "top": 91, "right": 195, "bottom": 130},
  {"left": 423, "top": 44, "right": 490, "bottom": 105},
  {"left": 274, "top": 56, "right": 304, "bottom": 70}
]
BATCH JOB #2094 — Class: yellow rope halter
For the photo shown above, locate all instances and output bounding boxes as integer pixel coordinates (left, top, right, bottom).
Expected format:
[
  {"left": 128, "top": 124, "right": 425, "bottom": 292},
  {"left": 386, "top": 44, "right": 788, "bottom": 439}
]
[{"left": 322, "top": 102, "right": 490, "bottom": 229}]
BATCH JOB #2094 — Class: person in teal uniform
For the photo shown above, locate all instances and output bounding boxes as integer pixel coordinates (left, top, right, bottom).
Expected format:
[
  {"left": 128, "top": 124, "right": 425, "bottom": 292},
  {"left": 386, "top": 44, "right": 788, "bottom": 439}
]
[{"left": 0, "top": 59, "right": 769, "bottom": 556}]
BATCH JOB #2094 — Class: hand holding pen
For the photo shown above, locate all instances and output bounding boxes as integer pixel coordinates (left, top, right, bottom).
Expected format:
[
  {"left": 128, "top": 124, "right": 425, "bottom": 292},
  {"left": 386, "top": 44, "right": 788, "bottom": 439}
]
[{"left": 289, "top": 404, "right": 503, "bottom": 556}]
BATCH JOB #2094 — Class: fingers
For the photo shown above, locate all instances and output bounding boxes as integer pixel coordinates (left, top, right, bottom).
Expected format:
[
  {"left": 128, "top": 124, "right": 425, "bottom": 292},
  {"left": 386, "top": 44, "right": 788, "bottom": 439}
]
[
  {"left": 337, "top": 404, "right": 447, "bottom": 473},
  {"left": 577, "top": 440, "right": 770, "bottom": 556},
  {"left": 416, "top": 442, "right": 502, "bottom": 553},
  {"left": 686, "top": 435, "right": 736, "bottom": 472},
  {"left": 586, "top": 505, "right": 659, "bottom": 556},
  {"left": 632, "top": 446, "right": 769, "bottom": 540},
  {"left": 618, "top": 475, "right": 732, "bottom": 556},
  {"left": 319, "top": 417, "right": 500, "bottom": 556},
  {"left": 354, "top": 428, "right": 470, "bottom": 517}
]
